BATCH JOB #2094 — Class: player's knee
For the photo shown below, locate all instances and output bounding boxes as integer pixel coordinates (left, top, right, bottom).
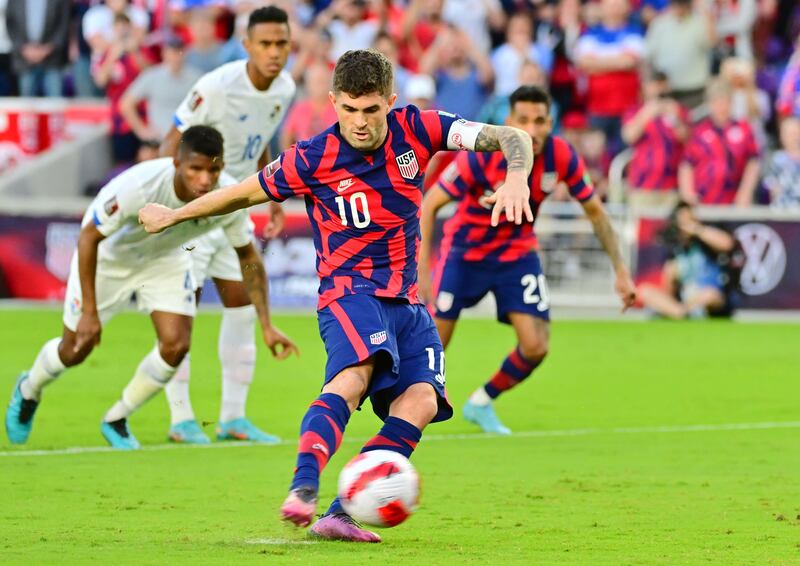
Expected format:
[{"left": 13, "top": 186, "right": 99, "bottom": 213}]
[
  {"left": 158, "top": 337, "right": 190, "bottom": 367},
  {"left": 519, "top": 338, "right": 548, "bottom": 363}
]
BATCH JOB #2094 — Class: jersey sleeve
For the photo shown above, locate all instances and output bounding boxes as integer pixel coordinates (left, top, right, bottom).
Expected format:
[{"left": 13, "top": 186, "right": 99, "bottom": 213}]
[
  {"left": 90, "top": 173, "right": 146, "bottom": 237},
  {"left": 411, "top": 108, "right": 483, "bottom": 153},
  {"left": 557, "top": 141, "right": 595, "bottom": 202},
  {"left": 172, "top": 73, "right": 221, "bottom": 132},
  {"left": 257, "top": 146, "right": 312, "bottom": 202},
  {"left": 682, "top": 129, "right": 704, "bottom": 167},
  {"left": 434, "top": 151, "right": 478, "bottom": 200}
]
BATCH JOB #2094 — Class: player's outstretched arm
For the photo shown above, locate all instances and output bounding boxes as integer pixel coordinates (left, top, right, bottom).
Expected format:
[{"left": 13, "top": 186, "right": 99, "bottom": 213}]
[
  {"left": 139, "top": 174, "right": 269, "bottom": 233},
  {"left": 418, "top": 185, "right": 454, "bottom": 304},
  {"left": 470, "top": 124, "right": 534, "bottom": 226},
  {"left": 234, "top": 242, "right": 300, "bottom": 360},
  {"left": 581, "top": 195, "right": 636, "bottom": 311}
]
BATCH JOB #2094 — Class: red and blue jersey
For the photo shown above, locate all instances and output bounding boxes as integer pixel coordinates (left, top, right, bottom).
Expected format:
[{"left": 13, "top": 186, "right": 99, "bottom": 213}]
[
  {"left": 624, "top": 104, "right": 689, "bottom": 190},
  {"left": 682, "top": 118, "right": 759, "bottom": 205},
  {"left": 435, "top": 135, "right": 594, "bottom": 263},
  {"left": 259, "top": 105, "right": 462, "bottom": 310}
]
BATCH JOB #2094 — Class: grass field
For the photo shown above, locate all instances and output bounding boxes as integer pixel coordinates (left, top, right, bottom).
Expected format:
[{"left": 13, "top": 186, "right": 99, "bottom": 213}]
[{"left": 1, "top": 309, "right": 799, "bottom": 564}]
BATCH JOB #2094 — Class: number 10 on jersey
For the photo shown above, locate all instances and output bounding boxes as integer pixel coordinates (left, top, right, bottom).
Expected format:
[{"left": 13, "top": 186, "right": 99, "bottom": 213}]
[{"left": 335, "top": 192, "right": 371, "bottom": 229}]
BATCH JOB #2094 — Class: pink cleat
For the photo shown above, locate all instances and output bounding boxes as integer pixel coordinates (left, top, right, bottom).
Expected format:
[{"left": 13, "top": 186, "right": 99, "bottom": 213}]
[
  {"left": 309, "top": 513, "right": 382, "bottom": 543},
  {"left": 281, "top": 487, "right": 318, "bottom": 527}
]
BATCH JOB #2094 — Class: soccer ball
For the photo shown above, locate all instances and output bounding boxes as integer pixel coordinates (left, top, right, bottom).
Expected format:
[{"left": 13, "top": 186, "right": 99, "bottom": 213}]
[{"left": 337, "top": 450, "right": 420, "bottom": 528}]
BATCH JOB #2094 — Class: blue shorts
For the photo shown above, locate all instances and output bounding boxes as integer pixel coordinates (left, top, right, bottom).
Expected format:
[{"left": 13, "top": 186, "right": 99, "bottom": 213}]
[
  {"left": 317, "top": 294, "right": 453, "bottom": 423},
  {"left": 433, "top": 252, "right": 551, "bottom": 324}
]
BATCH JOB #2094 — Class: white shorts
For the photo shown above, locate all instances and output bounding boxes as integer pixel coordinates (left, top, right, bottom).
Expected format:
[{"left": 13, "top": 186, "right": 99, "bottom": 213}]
[
  {"left": 63, "top": 255, "right": 196, "bottom": 331},
  {"left": 186, "top": 228, "right": 243, "bottom": 288}
]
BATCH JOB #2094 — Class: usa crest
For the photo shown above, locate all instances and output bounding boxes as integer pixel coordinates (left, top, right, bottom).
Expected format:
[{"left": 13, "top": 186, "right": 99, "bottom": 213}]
[
  {"left": 395, "top": 150, "right": 419, "bottom": 180},
  {"left": 369, "top": 331, "right": 388, "bottom": 345},
  {"left": 541, "top": 172, "right": 558, "bottom": 193}
]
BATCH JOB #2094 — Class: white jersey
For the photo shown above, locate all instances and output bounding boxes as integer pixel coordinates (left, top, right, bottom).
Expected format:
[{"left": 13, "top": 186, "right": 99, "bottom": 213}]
[
  {"left": 173, "top": 60, "right": 296, "bottom": 181},
  {"left": 85, "top": 158, "right": 252, "bottom": 276}
]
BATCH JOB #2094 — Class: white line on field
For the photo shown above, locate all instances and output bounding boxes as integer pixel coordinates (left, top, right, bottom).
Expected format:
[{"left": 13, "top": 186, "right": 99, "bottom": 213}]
[
  {"left": 243, "top": 538, "right": 318, "bottom": 545},
  {"left": 1, "top": 420, "right": 798, "bottom": 458}
]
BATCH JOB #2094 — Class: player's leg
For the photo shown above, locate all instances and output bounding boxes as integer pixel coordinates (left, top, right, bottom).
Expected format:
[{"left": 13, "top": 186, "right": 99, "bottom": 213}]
[
  {"left": 101, "top": 311, "right": 192, "bottom": 449},
  {"left": 281, "top": 360, "right": 372, "bottom": 527},
  {"left": 211, "top": 276, "right": 277, "bottom": 442},
  {"left": 5, "top": 326, "right": 96, "bottom": 444}
]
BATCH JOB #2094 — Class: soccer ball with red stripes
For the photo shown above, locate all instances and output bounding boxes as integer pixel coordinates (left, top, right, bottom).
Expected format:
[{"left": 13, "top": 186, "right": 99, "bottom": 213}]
[{"left": 338, "top": 450, "right": 420, "bottom": 527}]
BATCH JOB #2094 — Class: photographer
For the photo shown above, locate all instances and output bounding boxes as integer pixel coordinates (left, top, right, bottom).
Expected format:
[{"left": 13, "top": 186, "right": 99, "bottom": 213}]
[{"left": 639, "top": 201, "right": 741, "bottom": 319}]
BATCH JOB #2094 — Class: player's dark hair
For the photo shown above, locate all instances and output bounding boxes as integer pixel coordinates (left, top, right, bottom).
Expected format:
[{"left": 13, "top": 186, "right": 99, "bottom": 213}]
[
  {"left": 179, "top": 126, "right": 224, "bottom": 159},
  {"left": 509, "top": 85, "right": 551, "bottom": 112},
  {"left": 333, "top": 49, "right": 394, "bottom": 98},
  {"left": 248, "top": 5, "right": 289, "bottom": 31}
]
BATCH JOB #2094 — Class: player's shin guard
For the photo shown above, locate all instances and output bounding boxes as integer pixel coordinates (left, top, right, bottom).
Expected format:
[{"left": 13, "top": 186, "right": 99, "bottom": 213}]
[
  {"left": 291, "top": 393, "right": 350, "bottom": 492},
  {"left": 22, "top": 338, "right": 66, "bottom": 400},
  {"left": 326, "top": 416, "right": 422, "bottom": 516},
  {"left": 482, "top": 345, "right": 541, "bottom": 400},
  {"left": 104, "top": 346, "right": 178, "bottom": 422},
  {"left": 164, "top": 355, "right": 194, "bottom": 425},
  {"left": 219, "top": 305, "right": 256, "bottom": 422}
]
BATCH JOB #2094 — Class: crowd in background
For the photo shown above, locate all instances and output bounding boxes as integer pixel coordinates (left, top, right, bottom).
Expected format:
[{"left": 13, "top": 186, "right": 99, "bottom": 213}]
[{"left": 0, "top": 0, "right": 799, "bottom": 208}]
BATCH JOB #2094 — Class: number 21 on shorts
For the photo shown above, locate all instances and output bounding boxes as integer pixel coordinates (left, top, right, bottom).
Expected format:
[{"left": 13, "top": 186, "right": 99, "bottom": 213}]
[{"left": 521, "top": 274, "right": 550, "bottom": 312}]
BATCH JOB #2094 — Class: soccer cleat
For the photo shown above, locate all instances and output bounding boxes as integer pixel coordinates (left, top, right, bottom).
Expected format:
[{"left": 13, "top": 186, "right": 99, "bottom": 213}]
[
  {"left": 101, "top": 418, "right": 141, "bottom": 450},
  {"left": 216, "top": 417, "right": 280, "bottom": 443},
  {"left": 309, "top": 513, "right": 382, "bottom": 543},
  {"left": 281, "top": 487, "right": 318, "bottom": 527},
  {"left": 463, "top": 401, "right": 512, "bottom": 435},
  {"left": 168, "top": 419, "right": 211, "bottom": 444},
  {"left": 5, "top": 372, "right": 39, "bottom": 444}
]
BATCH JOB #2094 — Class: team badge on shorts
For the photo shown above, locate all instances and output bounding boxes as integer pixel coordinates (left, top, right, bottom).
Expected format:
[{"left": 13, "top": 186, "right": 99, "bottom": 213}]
[
  {"left": 396, "top": 150, "right": 419, "bottom": 180},
  {"left": 541, "top": 172, "right": 558, "bottom": 193},
  {"left": 369, "top": 331, "right": 388, "bottom": 345},
  {"left": 436, "top": 291, "right": 454, "bottom": 313}
]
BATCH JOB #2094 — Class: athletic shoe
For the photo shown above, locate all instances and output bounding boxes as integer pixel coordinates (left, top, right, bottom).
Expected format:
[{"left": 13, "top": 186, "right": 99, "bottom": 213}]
[
  {"left": 216, "top": 417, "right": 280, "bottom": 443},
  {"left": 101, "top": 418, "right": 140, "bottom": 450},
  {"left": 309, "top": 513, "right": 382, "bottom": 543},
  {"left": 463, "top": 400, "right": 512, "bottom": 435},
  {"left": 168, "top": 419, "right": 211, "bottom": 444},
  {"left": 281, "top": 486, "right": 318, "bottom": 527},
  {"left": 5, "top": 372, "right": 38, "bottom": 444}
]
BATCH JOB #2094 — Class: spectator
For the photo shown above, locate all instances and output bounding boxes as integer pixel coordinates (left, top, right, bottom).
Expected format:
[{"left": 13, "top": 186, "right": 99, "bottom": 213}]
[
  {"left": 574, "top": 0, "right": 645, "bottom": 155},
  {"left": 763, "top": 117, "right": 800, "bottom": 209},
  {"left": 775, "top": 38, "right": 800, "bottom": 118},
  {"left": 712, "top": 0, "right": 757, "bottom": 62},
  {"left": 442, "top": 0, "right": 506, "bottom": 55},
  {"left": 639, "top": 200, "right": 740, "bottom": 319},
  {"left": 5, "top": 0, "right": 71, "bottom": 97},
  {"left": 679, "top": 79, "right": 760, "bottom": 206},
  {"left": 622, "top": 72, "right": 689, "bottom": 208},
  {"left": 640, "top": 0, "right": 670, "bottom": 26},
  {"left": 645, "top": 0, "right": 713, "bottom": 110},
  {"left": 404, "top": 73, "right": 437, "bottom": 110},
  {"left": 490, "top": 12, "right": 554, "bottom": 98},
  {"left": 91, "top": 13, "right": 153, "bottom": 163},
  {"left": 419, "top": 24, "right": 494, "bottom": 120},
  {"left": 279, "top": 63, "right": 338, "bottom": 148},
  {"left": 719, "top": 56, "right": 771, "bottom": 147},
  {"left": 118, "top": 36, "right": 203, "bottom": 142},
  {"left": 291, "top": 27, "right": 334, "bottom": 83},
  {"left": 479, "top": 59, "right": 549, "bottom": 125},
  {"left": 0, "top": 0, "right": 15, "bottom": 95},
  {"left": 317, "top": 0, "right": 380, "bottom": 60},
  {"left": 184, "top": 8, "right": 225, "bottom": 73},
  {"left": 72, "top": 0, "right": 103, "bottom": 97},
  {"left": 399, "top": 0, "right": 446, "bottom": 72},
  {"left": 82, "top": 0, "right": 149, "bottom": 59},
  {"left": 373, "top": 31, "right": 411, "bottom": 106}
]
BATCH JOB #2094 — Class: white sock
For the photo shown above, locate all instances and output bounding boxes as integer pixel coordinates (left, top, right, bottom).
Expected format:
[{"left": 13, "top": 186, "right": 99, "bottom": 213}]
[
  {"left": 23, "top": 338, "right": 66, "bottom": 401},
  {"left": 469, "top": 387, "right": 492, "bottom": 407},
  {"left": 104, "top": 346, "right": 178, "bottom": 422},
  {"left": 219, "top": 305, "right": 256, "bottom": 422},
  {"left": 164, "top": 356, "right": 195, "bottom": 425}
]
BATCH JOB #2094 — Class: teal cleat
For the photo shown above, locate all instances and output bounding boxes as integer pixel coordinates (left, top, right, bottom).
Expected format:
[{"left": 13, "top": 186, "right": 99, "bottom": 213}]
[
  {"left": 216, "top": 417, "right": 280, "bottom": 443},
  {"left": 463, "top": 401, "right": 512, "bottom": 435},
  {"left": 5, "top": 372, "right": 38, "bottom": 444},
  {"left": 168, "top": 419, "right": 210, "bottom": 444},
  {"left": 101, "top": 419, "right": 141, "bottom": 450}
]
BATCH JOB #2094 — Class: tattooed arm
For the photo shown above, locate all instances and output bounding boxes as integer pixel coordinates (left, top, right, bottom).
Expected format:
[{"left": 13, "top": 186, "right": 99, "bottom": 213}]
[{"left": 581, "top": 195, "right": 636, "bottom": 311}]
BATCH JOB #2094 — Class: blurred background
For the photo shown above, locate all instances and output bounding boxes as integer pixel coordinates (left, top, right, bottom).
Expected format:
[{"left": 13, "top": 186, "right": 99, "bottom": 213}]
[{"left": 0, "top": 0, "right": 798, "bottom": 317}]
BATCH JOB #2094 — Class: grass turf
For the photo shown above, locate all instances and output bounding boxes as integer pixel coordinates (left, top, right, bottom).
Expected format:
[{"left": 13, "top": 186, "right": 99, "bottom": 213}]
[{"left": 1, "top": 309, "right": 798, "bottom": 564}]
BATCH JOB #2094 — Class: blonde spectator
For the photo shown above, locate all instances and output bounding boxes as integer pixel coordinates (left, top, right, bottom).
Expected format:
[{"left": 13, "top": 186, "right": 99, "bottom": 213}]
[
  {"left": 280, "top": 63, "right": 338, "bottom": 148},
  {"left": 720, "top": 57, "right": 770, "bottom": 147},
  {"left": 763, "top": 117, "right": 800, "bottom": 209}
]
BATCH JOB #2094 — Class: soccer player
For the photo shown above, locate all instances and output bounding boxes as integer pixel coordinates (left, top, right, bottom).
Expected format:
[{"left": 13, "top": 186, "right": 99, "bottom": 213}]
[
  {"left": 158, "top": 6, "right": 296, "bottom": 444},
  {"left": 5, "top": 126, "right": 297, "bottom": 450},
  {"left": 418, "top": 85, "right": 637, "bottom": 435},
  {"left": 139, "top": 49, "right": 534, "bottom": 542}
]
